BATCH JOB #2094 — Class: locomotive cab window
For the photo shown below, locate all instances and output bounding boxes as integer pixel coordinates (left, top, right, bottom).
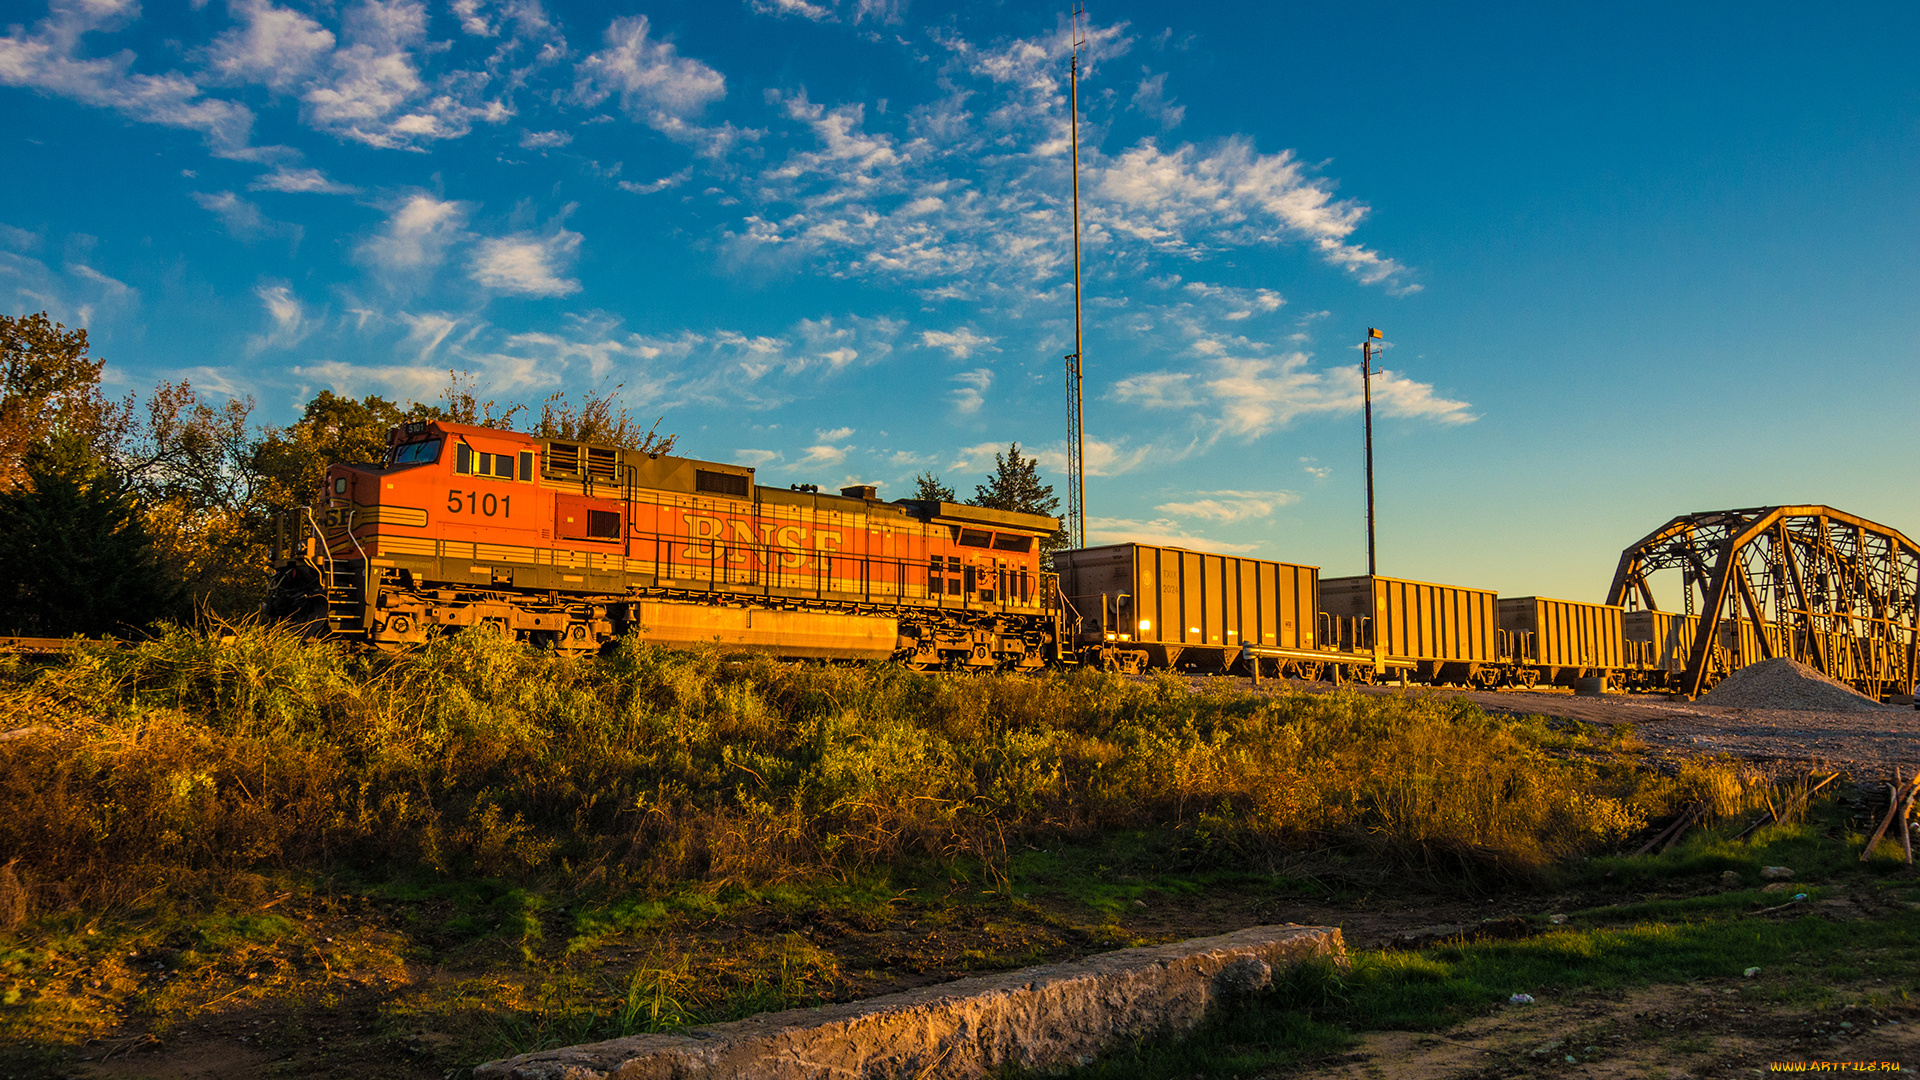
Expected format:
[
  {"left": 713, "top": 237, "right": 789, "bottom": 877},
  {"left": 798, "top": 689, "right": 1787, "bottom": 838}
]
[
  {"left": 389, "top": 438, "right": 442, "bottom": 466},
  {"left": 455, "top": 444, "right": 531, "bottom": 481},
  {"left": 991, "top": 533, "right": 1032, "bottom": 553},
  {"left": 957, "top": 528, "right": 992, "bottom": 548}
]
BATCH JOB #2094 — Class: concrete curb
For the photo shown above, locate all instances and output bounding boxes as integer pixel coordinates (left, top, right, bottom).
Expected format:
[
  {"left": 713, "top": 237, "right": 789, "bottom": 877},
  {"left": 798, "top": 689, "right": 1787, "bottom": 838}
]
[{"left": 474, "top": 923, "right": 1345, "bottom": 1080}]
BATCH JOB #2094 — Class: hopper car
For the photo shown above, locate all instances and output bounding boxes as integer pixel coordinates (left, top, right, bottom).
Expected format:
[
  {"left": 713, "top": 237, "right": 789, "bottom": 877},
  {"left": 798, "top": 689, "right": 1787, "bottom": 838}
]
[{"left": 266, "top": 419, "right": 1903, "bottom": 698}]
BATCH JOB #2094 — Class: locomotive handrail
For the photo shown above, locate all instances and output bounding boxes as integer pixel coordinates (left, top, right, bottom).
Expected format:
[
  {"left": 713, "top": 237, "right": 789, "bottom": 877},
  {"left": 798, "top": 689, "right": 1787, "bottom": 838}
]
[{"left": 303, "top": 506, "right": 337, "bottom": 586}]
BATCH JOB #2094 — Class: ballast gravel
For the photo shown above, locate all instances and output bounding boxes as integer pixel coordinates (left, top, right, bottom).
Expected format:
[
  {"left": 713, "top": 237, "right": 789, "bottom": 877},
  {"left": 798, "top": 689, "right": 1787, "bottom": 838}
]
[{"left": 1702, "top": 657, "right": 1890, "bottom": 712}]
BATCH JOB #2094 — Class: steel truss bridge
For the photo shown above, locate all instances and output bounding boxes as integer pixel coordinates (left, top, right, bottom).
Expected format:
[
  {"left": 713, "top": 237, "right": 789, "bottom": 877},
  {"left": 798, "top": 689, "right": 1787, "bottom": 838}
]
[{"left": 1606, "top": 506, "right": 1920, "bottom": 700}]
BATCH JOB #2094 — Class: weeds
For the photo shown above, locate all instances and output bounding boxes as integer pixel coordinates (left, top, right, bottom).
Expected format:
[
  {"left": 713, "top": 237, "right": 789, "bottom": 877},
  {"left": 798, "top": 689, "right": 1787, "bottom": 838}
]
[{"left": 0, "top": 623, "right": 1725, "bottom": 922}]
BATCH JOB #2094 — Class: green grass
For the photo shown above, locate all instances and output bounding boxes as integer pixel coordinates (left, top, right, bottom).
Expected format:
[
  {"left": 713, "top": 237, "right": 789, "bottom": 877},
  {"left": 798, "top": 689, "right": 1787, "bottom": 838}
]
[{"left": 1046, "top": 796, "right": 1920, "bottom": 1079}]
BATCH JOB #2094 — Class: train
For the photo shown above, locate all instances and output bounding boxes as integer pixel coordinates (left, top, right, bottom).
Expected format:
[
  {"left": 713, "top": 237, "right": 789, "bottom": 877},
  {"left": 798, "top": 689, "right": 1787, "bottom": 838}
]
[{"left": 262, "top": 418, "right": 1871, "bottom": 697}]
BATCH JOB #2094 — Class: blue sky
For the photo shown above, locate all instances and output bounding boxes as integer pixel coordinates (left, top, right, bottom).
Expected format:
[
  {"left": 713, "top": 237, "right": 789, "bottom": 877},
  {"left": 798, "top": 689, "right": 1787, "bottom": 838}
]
[{"left": 2, "top": 0, "right": 1916, "bottom": 603}]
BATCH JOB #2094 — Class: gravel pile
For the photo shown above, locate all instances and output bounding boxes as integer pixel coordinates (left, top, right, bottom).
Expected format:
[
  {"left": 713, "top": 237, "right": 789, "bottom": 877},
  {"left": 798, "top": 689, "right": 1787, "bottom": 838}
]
[{"left": 1701, "top": 657, "right": 1889, "bottom": 712}]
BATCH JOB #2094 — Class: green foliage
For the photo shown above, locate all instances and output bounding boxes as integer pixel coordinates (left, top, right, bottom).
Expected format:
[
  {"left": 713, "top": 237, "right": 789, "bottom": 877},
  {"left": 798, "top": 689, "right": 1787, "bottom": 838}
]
[
  {"left": 0, "top": 312, "right": 126, "bottom": 489},
  {"left": 968, "top": 441, "right": 1059, "bottom": 519},
  {"left": 912, "top": 471, "right": 956, "bottom": 502},
  {"left": 0, "top": 627, "right": 1701, "bottom": 918},
  {"left": 0, "top": 437, "right": 179, "bottom": 635}
]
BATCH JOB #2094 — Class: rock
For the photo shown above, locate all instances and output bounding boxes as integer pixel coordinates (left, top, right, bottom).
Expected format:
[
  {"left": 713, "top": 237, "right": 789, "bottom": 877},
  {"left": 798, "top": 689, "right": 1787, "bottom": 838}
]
[
  {"left": 1213, "top": 956, "right": 1272, "bottom": 996},
  {"left": 1760, "top": 866, "right": 1795, "bottom": 880},
  {"left": 1762, "top": 883, "right": 1793, "bottom": 893},
  {"left": 1721, "top": 870, "right": 1743, "bottom": 886},
  {"left": 473, "top": 924, "right": 1346, "bottom": 1080},
  {"left": 1702, "top": 658, "right": 1888, "bottom": 712}
]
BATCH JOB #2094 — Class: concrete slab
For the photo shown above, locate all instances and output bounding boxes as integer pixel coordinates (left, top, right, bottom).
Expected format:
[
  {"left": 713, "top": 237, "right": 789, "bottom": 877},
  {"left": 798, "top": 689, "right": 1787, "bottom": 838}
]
[{"left": 474, "top": 923, "right": 1345, "bottom": 1080}]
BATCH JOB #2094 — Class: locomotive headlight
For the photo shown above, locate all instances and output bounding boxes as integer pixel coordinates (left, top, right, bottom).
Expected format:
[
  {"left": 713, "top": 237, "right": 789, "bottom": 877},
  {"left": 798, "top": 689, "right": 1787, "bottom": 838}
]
[
  {"left": 333, "top": 478, "right": 347, "bottom": 494},
  {"left": 1139, "top": 620, "right": 1151, "bottom": 631}
]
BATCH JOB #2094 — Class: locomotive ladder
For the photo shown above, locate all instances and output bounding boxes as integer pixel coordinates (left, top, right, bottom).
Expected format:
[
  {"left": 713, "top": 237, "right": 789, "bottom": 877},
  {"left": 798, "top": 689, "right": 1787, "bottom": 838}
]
[{"left": 303, "top": 507, "right": 366, "bottom": 633}]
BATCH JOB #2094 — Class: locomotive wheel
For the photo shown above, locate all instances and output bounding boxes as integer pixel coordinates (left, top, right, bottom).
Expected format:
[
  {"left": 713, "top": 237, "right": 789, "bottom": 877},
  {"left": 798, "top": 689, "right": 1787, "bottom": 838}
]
[{"left": 1513, "top": 668, "right": 1538, "bottom": 690}]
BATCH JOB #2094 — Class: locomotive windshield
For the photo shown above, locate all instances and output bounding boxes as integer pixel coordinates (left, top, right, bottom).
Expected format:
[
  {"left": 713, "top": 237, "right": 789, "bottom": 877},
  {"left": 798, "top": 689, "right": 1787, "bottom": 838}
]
[{"left": 388, "top": 438, "right": 442, "bottom": 466}]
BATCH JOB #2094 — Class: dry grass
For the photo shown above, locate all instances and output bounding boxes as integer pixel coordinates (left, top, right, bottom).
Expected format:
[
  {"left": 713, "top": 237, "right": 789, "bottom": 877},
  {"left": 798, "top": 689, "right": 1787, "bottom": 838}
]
[{"left": 0, "top": 624, "right": 1749, "bottom": 918}]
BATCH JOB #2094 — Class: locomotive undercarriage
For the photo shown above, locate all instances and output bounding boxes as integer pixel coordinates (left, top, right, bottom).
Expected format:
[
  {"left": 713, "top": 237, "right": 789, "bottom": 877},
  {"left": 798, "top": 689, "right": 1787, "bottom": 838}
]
[{"left": 273, "top": 557, "right": 1058, "bottom": 668}]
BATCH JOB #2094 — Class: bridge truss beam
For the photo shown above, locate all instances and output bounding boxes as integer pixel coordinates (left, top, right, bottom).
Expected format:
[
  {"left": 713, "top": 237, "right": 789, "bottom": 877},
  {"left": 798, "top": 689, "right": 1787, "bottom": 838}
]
[{"left": 1605, "top": 506, "right": 1920, "bottom": 700}]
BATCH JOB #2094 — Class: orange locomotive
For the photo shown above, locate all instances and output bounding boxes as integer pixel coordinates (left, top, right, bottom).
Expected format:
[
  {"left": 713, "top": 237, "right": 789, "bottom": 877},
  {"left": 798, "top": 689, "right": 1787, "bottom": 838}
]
[{"left": 267, "top": 420, "right": 1063, "bottom": 668}]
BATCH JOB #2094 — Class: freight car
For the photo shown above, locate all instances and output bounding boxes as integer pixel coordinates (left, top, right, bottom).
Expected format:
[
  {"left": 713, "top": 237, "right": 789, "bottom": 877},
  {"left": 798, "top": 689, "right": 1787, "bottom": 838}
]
[
  {"left": 267, "top": 420, "right": 1064, "bottom": 669},
  {"left": 268, "top": 419, "right": 1908, "bottom": 699},
  {"left": 1052, "top": 543, "right": 1374, "bottom": 677},
  {"left": 1498, "top": 596, "right": 1627, "bottom": 689}
]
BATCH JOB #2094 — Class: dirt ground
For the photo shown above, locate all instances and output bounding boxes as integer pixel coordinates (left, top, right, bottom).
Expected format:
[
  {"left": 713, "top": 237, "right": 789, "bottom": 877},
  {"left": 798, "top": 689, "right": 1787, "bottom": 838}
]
[
  {"left": 1305, "top": 986, "right": 1920, "bottom": 1079},
  {"left": 1206, "top": 674, "right": 1920, "bottom": 780}
]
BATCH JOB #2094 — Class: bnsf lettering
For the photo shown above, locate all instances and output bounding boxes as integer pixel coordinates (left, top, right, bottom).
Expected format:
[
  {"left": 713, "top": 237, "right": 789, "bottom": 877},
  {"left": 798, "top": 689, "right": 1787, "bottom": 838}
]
[
  {"left": 680, "top": 514, "right": 843, "bottom": 567},
  {"left": 446, "top": 489, "right": 511, "bottom": 518}
]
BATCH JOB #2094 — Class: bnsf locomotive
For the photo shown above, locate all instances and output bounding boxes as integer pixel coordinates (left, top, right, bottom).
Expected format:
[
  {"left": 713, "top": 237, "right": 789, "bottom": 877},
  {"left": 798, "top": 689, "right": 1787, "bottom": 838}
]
[
  {"left": 269, "top": 420, "right": 1917, "bottom": 700},
  {"left": 267, "top": 420, "right": 1059, "bottom": 668}
]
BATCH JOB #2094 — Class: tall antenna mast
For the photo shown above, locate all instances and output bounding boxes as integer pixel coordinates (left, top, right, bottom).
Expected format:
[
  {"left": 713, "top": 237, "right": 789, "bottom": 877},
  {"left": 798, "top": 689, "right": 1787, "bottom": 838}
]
[{"left": 1064, "top": 1, "right": 1088, "bottom": 550}]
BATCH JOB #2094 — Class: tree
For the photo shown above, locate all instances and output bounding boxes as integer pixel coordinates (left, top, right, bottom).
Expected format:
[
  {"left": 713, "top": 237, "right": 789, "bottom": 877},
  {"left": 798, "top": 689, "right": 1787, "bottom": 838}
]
[
  {"left": 532, "top": 387, "right": 677, "bottom": 454},
  {"left": 911, "top": 471, "right": 955, "bottom": 502},
  {"left": 250, "top": 391, "right": 417, "bottom": 513},
  {"left": 0, "top": 438, "right": 178, "bottom": 636},
  {"left": 967, "top": 441, "right": 1065, "bottom": 557},
  {"left": 0, "top": 312, "right": 129, "bottom": 489}
]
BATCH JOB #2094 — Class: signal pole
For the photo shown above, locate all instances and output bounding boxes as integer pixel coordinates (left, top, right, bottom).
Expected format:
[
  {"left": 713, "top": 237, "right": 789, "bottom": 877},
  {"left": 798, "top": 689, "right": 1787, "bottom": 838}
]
[
  {"left": 1064, "top": 2, "right": 1088, "bottom": 550},
  {"left": 1363, "top": 327, "right": 1382, "bottom": 576}
]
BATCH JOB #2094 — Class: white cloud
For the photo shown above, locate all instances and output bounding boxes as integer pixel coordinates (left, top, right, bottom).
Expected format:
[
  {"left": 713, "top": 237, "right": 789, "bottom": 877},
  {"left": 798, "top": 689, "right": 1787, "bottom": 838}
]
[
  {"left": 469, "top": 227, "right": 583, "bottom": 297},
  {"left": 1153, "top": 490, "right": 1297, "bottom": 522},
  {"left": 747, "top": 0, "right": 900, "bottom": 24},
  {"left": 449, "top": 0, "right": 495, "bottom": 37},
  {"left": 192, "top": 190, "right": 302, "bottom": 244},
  {"left": 0, "top": 0, "right": 266, "bottom": 159},
  {"left": 519, "top": 128, "right": 571, "bottom": 148},
  {"left": 722, "top": 16, "right": 1411, "bottom": 305},
  {"left": 1114, "top": 339, "right": 1475, "bottom": 440},
  {"left": 357, "top": 193, "right": 471, "bottom": 276},
  {"left": 203, "top": 0, "right": 336, "bottom": 91},
  {"left": 1086, "top": 516, "right": 1259, "bottom": 554},
  {"left": 735, "top": 448, "right": 781, "bottom": 466},
  {"left": 1300, "top": 457, "right": 1330, "bottom": 480},
  {"left": 1093, "top": 138, "right": 1415, "bottom": 290},
  {"left": 399, "top": 311, "right": 458, "bottom": 360},
  {"left": 1030, "top": 438, "right": 1155, "bottom": 477},
  {"left": 299, "top": 0, "right": 510, "bottom": 150},
  {"left": 798, "top": 443, "right": 848, "bottom": 466},
  {"left": 247, "top": 281, "right": 313, "bottom": 352},
  {"left": 249, "top": 165, "right": 358, "bottom": 193},
  {"left": 1129, "top": 70, "right": 1183, "bottom": 130},
  {"left": 574, "top": 16, "right": 741, "bottom": 154},
  {"left": 619, "top": 167, "right": 692, "bottom": 194},
  {"left": 293, "top": 358, "right": 454, "bottom": 403},
  {"left": 814, "top": 426, "right": 854, "bottom": 441},
  {"left": 949, "top": 367, "right": 991, "bottom": 414},
  {"left": 920, "top": 327, "right": 995, "bottom": 359},
  {"left": 751, "top": 0, "right": 834, "bottom": 20}
]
